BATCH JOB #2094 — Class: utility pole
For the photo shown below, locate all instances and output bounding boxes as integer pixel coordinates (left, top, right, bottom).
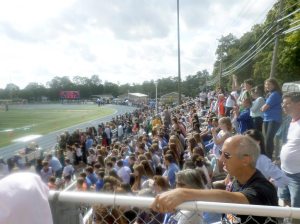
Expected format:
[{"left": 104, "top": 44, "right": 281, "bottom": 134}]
[
  {"left": 205, "top": 75, "right": 207, "bottom": 92},
  {"left": 155, "top": 81, "right": 158, "bottom": 115},
  {"left": 219, "top": 44, "right": 223, "bottom": 87},
  {"left": 270, "top": 0, "right": 284, "bottom": 78},
  {"left": 177, "top": 0, "right": 182, "bottom": 105}
]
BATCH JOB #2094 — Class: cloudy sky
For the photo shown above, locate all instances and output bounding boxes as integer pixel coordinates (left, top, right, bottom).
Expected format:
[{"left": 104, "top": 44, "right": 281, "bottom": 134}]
[{"left": 0, "top": 0, "right": 276, "bottom": 89}]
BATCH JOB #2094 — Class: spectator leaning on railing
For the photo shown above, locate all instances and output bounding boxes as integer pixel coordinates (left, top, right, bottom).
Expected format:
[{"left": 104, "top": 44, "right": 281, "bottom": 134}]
[{"left": 151, "top": 135, "right": 278, "bottom": 224}]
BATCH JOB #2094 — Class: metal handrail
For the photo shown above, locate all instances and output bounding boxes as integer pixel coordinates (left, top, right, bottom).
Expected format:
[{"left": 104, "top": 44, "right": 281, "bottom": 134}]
[{"left": 48, "top": 191, "right": 300, "bottom": 219}]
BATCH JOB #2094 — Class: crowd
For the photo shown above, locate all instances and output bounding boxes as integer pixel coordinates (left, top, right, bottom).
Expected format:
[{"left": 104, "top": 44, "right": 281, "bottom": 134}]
[{"left": 1, "top": 76, "right": 299, "bottom": 224}]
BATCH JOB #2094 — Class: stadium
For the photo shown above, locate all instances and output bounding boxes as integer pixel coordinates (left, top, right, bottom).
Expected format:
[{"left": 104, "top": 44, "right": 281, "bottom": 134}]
[{"left": 0, "top": 1, "right": 300, "bottom": 224}]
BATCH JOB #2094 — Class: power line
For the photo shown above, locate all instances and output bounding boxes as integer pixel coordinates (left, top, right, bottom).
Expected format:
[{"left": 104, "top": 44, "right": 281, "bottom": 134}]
[
  {"left": 277, "top": 8, "right": 300, "bottom": 22},
  {"left": 280, "top": 1, "right": 300, "bottom": 17},
  {"left": 222, "top": 7, "right": 299, "bottom": 74},
  {"left": 222, "top": 36, "right": 276, "bottom": 77},
  {"left": 207, "top": 34, "right": 276, "bottom": 85},
  {"left": 282, "top": 24, "right": 300, "bottom": 34},
  {"left": 206, "top": 5, "right": 300, "bottom": 86},
  {"left": 222, "top": 24, "right": 276, "bottom": 72}
]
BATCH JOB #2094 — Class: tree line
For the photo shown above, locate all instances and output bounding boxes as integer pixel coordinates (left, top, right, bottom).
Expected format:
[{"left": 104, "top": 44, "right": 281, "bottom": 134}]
[{"left": 0, "top": 71, "right": 209, "bottom": 101}]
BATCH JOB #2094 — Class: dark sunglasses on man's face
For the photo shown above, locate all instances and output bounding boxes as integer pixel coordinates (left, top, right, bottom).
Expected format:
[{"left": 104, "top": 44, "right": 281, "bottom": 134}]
[{"left": 219, "top": 149, "right": 232, "bottom": 159}]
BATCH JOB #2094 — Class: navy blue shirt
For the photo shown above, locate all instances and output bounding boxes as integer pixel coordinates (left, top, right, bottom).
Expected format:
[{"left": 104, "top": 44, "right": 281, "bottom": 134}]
[{"left": 237, "top": 108, "right": 253, "bottom": 134}]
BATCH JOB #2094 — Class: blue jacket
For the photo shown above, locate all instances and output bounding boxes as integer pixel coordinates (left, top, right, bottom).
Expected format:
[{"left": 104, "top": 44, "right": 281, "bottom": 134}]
[{"left": 237, "top": 108, "right": 253, "bottom": 134}]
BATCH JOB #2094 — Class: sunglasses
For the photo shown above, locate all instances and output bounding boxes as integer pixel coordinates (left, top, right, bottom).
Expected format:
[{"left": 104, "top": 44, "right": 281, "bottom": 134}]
[
  {"left": 219, "top": 149, "right": 249, "bottom": 160},
  {"left": 219, "top": 149, "right": 232, "bottom": 159}
]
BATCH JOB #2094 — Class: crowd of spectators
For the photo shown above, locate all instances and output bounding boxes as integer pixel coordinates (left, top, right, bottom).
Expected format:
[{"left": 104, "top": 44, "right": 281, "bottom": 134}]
[{"left": 1, "top": 76, "right": 299, "bottom": 223}]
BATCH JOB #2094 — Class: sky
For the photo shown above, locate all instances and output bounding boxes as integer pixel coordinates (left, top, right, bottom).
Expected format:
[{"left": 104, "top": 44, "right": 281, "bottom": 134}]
[{"left": 0, "top": 0, "right": 277, "bottom": 89}]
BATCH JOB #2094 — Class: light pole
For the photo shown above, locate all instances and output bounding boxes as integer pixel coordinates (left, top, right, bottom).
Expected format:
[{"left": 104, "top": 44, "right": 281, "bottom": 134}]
[
  {"left": 155, "top": 81, "right": 158, "bottom": 114},
  {"left": 177, "top": 0, "right": 182, "bottom": 105},
  {"left": 270, "top": 0, "right": 284, "bottom": 78}
]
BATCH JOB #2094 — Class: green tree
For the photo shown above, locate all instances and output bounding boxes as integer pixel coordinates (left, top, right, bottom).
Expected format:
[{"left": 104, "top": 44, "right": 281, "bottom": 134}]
[
  {"left": 5, "top": 83, "right": 20, "bottom": 99},
  {"left": 21, "top": 82, "right": 47, "bottom": 101}
]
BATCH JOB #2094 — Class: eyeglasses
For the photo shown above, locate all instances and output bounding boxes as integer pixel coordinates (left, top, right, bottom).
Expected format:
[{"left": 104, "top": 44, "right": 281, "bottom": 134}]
[
  {"left": 219, "top": 150, "right": 232, "bottom": 159},
  {"left": 220, "top": 149, "right": 249, "bottom": 160}
]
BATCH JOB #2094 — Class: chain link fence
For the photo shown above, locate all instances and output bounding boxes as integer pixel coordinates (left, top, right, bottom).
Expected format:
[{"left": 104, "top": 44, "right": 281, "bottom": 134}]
[
  {"left": 90, "top": 205, "right": 297, "bottom": 224},
  {"left": 48, "top": 191, "right": 300, "bottom": 224}
]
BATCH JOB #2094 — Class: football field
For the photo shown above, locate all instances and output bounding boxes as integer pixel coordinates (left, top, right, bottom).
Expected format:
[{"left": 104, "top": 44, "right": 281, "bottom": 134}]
[{"left": 0, "top": 103, "right": 115, "bottom": 148}]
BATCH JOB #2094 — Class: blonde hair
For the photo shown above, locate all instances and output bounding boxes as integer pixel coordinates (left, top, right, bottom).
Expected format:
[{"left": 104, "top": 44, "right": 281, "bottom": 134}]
[{"left": 219, "top": 117, "right": 232, "bottom": 131}]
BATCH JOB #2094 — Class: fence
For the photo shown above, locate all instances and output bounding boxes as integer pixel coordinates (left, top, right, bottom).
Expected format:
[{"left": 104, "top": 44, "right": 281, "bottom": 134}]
[{"left": 48, "top": 190, "right": 300, "bottom": 224}]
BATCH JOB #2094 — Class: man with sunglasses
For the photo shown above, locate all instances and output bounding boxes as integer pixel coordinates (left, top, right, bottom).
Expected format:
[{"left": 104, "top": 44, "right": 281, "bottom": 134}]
[{"left": 151, "top": 135, "right": 278, "bottom": 223}]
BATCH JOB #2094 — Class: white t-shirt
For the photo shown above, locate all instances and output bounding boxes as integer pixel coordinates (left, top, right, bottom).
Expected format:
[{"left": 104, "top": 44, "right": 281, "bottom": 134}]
[
  {"left": 199, "top": 92, "right": 207, "bottom": 102},
  {"left": 117, "top": 125, "right": 123, "bottom": 137},
  {"left": 63, "top": 164, "right": 75, "bottom": 177},
  {"left": 250, "top": 97, "right": 265, "bottom": 118},
  {"left": 76, "top": 147, "right": 82, "bottom": 157},
  {"left": 280, "top": 119, "right": 300, "bottom": 174},
  {"left": 225, "top": 91, "right": 238, "bottom": 108}
]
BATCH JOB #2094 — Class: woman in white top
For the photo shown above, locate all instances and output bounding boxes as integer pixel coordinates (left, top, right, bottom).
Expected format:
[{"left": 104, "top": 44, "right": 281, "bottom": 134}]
[
  {"left": 250, "top": 85, "right": 265, "bottom": 132},
  {"left": 211, "top": 117, "right": 232, "bottom": 159}
]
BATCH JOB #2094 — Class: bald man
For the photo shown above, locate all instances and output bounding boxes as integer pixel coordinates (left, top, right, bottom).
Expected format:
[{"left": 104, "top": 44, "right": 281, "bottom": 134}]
[{"left": 151, "top": 135, "right": 278, "bottom": 223}]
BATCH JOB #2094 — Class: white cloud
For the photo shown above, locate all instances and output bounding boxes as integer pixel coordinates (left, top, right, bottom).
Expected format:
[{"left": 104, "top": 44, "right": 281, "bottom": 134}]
[{"left": 0, "top": 0, "right": 276, "bottom": 89}]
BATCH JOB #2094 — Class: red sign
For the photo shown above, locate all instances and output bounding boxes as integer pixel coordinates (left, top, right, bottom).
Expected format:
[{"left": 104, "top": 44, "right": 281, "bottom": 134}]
[{"left": 60, "top": 91, "right": 80, "bottom": 99}]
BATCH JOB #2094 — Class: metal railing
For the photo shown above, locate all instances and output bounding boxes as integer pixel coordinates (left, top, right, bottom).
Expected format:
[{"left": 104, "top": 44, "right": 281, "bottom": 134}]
[{"left": 48, "top": 191, "right": 300, "bottom": 224}]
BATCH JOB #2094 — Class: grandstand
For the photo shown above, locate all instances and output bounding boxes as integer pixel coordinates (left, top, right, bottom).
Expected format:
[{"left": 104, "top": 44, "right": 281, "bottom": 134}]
[{"left": 1, "top": 89, "right": 300, "bottom": 223}]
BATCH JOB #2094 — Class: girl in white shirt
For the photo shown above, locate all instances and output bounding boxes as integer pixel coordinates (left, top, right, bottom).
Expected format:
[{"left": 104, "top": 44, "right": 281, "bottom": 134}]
[
  {"left": 211, "top": 117, "right": 232, "bottom": 159},
  {"left": 250, "top": 86, "right": 265, "bottom": 132}
]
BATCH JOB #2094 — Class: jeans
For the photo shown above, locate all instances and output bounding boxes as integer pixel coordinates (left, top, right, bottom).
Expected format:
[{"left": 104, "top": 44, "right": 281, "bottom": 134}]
[
  {"left": 252, "top": 117, "right": 263, "bottom": 132},
  {"left": 263, "top": 120, "right": 281, "bottom": 159},
  {"left": 278, "top": 172, "right": 300, "bottom": 207},
  {"left": 225, "top": 106, "right": 233, "bottom": 117}
]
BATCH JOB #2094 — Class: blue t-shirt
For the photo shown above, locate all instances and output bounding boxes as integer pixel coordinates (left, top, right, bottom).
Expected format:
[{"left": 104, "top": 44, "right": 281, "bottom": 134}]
[
  {"left": 163, "top": 163, "right": 179, "bottom": 188},
  {"left": 49, "top": 157, "right": 62, "bottom": 172},
  {"left": 264, "top": 91, "right": 282, "bottom": 122},
  {"left": 96, "top": 179, "right": 104, "bottom": 191},
  {"left": 85, "top": 177, "right": 92, "bottom": 189},
  {"left": 87, "top": 173, "right": 98, "bottom": 185}
]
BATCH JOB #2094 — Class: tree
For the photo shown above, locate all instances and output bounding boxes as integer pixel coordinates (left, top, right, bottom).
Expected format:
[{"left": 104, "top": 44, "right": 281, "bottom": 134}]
[
  {"left": 104, "top": 82, "right": 119, "bottom": 97},
  {"left": 22, "top": 82, "right": 47, "bottom": 101},
  {"left": 5, "top": 83, "right": 20, "bottom": 99},
  {"left": 47, "top": 76, "right": 74, "bottom": 100}
]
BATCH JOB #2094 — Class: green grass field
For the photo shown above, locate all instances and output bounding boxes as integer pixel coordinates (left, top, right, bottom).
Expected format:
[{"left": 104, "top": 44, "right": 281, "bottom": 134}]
[{"left": 0, "top": 104, "right": 115, "bottom": 148}]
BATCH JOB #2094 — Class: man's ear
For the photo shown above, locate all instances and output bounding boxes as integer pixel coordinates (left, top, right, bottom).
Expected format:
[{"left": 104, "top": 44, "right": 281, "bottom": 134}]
[{"left": 242, "top": 155, "right": 252, "bottom": 166}]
